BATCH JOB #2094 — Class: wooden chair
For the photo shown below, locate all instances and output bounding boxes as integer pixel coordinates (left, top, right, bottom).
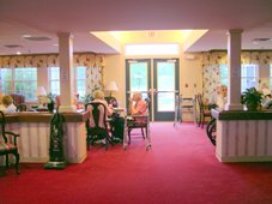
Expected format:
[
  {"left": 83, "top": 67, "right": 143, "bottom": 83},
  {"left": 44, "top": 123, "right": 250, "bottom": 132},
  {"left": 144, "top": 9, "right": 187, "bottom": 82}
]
[
  {"left": 0, "top": 111, "right": 20, "bottom": 174},
  {"left": 85, "top": 102, "right": 112, "bottom": 150},
  {"left": 195, "top": 94, "right": 212, "bottom": 128},
  {"left": 127, "top": 114, "right": 151, "bottom": 150}
]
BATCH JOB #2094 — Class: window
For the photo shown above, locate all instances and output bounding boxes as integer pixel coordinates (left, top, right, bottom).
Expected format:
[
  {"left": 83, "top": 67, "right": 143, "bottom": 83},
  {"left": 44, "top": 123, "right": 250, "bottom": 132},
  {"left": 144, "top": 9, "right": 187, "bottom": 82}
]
[
  {"left": 125, "top": 43, "right": 179, "bottom": 56},
  {"left": 48, "top": 67, "right": 60, "bottom": 95},
  {"left": 219, "top": 64, "right": 258, "bottom": 92},
  {"left": 0, "top": 67, "right": 37, "bottom": 101},
  {"left": 14, "top": 67, "right": 37, "bottom": 101},
  {"left": 241, "top": 64, "right": 258, "bottom": 92},
  {"left": 75, "top": 66, "right": 87, "bottom": 98},
  {"left": 0, "top": 68, "right": 12, "bottom": 94},
  {"left": 219, "top": 64, "right": 228, "bottom": 86}
]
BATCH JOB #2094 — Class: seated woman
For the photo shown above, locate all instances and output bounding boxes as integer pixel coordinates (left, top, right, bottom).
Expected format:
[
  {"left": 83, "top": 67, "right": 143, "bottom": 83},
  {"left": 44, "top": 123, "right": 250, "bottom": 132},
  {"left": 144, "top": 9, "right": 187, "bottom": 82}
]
[
  {"left": 129, "top": 92, "right": 147, "bottom": 115},
  {"left": 2, "top": 95, "right": 17, "bottom": 113},
  {"left": 262, "top": 94, "right": 272, "bottom": 109}
]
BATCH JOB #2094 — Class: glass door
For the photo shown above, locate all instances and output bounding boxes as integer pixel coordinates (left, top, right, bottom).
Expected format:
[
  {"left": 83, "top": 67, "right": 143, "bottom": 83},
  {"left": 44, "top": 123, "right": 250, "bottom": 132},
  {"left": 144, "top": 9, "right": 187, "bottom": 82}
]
[
  {"left": 154, "top": 59, "right": 179, "bottom": 121},
  {"left": 126, "top": 59, "right": 151, "bottom": 114}
]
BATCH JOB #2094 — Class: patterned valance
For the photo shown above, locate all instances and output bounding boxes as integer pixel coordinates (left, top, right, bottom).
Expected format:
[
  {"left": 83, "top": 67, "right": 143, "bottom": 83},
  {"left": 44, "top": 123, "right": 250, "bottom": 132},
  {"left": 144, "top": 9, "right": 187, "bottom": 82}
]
[
  {"left": 241, "top": 51, "right": 272, "bottom": 65},
  {"left": 0, "top": 53, "right": 104, "bottom": 68},
  {"left": 201, "top": 50, "right": 272, "bottom": 67}
]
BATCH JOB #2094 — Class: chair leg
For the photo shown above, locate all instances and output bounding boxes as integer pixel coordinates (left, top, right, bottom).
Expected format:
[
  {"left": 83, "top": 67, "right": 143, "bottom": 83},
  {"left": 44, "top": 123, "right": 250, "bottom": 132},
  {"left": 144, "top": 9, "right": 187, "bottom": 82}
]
[
  {"left": 141, "top": 128, "right": 145, "bottom": 139},
  {"left": 5, "top": 154, "right": 9, "bottom": 168},
  {"left": 105, "top": 138, "right": 109, "bottom": 150},
  {"left": 86, "top": 135, "right": 90, "bottom": 150},
  {"left": 15, "top": 152, "right": 20, "bottom": 174},
  {"left": 128, "top": 129, "right": 131, "bottom": 145}
]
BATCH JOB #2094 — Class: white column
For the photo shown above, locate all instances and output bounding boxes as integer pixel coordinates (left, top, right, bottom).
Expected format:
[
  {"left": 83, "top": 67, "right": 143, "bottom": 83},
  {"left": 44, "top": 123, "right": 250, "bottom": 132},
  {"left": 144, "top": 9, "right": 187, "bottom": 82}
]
[
  {"left": 58, "top": 32, "right": 76, "bottom": 112},
  {"left": 225, "top": 29, "right": 244, "bottom": 110}
]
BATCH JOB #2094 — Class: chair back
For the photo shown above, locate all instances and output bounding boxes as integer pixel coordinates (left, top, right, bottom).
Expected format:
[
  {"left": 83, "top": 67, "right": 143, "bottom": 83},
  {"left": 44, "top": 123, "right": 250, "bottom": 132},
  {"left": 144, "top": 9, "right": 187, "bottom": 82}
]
[
  {"left": 86, "top": 102, "right": 108, "bottom": 129},
  {"left": 105, "top": 96, "right": 118, "bottom": 108}
]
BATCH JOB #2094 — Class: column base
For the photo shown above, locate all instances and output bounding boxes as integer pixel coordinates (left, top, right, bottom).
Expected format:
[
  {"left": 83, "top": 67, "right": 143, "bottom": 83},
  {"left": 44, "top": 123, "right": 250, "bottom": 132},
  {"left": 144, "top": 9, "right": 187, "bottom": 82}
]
[
  {"left": 58, "top": 105, "right": 77, "bottom": 112},
  {"left": 224, "top": 103, "right": 243, "bottom": 110}
]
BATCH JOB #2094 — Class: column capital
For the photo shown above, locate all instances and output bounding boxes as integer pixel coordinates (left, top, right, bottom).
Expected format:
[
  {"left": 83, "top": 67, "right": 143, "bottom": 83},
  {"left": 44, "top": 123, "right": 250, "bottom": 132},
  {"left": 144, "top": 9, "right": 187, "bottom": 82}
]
[
  {"left": 57, "top": 32, "right": 74, "bottom": 39},
  {"left": 227, "top": 29, "right": 243, "bottom": 35}
]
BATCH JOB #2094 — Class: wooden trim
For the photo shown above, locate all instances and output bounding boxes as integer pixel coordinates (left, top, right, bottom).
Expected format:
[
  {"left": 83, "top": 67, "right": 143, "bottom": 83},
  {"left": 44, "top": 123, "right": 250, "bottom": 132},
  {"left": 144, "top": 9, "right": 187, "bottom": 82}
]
[{"left": 4, "top": 111, "right": 89, "bottom": 123}]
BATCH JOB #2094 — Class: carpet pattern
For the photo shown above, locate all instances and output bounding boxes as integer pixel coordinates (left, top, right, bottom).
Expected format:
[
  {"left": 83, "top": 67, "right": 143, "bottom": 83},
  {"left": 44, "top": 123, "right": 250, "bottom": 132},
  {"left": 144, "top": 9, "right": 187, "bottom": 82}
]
[{"left": 1, "top": 122, "right": 272, "bottom": 204}]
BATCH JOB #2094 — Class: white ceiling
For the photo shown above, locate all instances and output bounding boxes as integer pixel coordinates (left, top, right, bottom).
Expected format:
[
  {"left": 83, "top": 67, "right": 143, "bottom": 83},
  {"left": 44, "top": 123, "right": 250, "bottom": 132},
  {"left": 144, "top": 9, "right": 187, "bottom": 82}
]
[{"left": 0, "top": 0, "right": 271, "bottom": 55}]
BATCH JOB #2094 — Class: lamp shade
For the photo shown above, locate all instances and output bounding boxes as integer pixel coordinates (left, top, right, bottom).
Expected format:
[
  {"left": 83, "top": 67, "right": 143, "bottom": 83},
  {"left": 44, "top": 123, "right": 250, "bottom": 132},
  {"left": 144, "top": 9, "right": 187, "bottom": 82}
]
[
  {"left": 105, "top": 81, "right": 119, "bottom": 92},
  {"left": 36, "top": 86, "right": 47, "bottom": 96}
]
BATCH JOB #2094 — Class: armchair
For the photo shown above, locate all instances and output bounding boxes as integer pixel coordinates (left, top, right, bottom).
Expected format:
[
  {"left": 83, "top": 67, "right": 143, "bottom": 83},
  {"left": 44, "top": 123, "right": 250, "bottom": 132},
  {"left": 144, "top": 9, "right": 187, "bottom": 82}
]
[{"left": 0, "top": 111, "right": 20, "bottom": 174}]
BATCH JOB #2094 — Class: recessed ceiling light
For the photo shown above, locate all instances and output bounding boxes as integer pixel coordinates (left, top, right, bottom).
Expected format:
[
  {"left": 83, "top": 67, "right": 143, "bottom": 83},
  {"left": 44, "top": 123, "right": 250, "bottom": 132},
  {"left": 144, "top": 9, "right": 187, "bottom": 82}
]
[
  {"left": 252, "top": 38, "right": 271, "bottom": 43},
  {"left": 16, "top": 51, "right": 22, "bottom": 55},
  {"left": 23, "top": 36, "right": 51, "bottom": 41},
  {"left": 4, "top": 44, "right": 23, "bottom": 48},
  {"left": 22, "top": 34, "right": 32, "bottom": 38}
]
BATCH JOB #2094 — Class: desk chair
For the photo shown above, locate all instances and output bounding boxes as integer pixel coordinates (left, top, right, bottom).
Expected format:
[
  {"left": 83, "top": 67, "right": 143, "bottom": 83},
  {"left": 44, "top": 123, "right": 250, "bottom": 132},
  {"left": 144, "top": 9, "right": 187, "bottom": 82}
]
[
  {"left": 85, "top": 102, "right": 112, "bottom": 150},
  {"left": 0, "top": 111, "right": 20, "bottom": 174}
]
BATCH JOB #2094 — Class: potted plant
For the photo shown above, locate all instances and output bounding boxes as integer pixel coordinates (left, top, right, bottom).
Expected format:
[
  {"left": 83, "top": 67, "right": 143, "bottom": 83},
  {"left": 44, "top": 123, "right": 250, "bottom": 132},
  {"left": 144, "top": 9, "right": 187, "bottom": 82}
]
[{"left": 241, "top": 87, "right": 263, "bottom": 111}]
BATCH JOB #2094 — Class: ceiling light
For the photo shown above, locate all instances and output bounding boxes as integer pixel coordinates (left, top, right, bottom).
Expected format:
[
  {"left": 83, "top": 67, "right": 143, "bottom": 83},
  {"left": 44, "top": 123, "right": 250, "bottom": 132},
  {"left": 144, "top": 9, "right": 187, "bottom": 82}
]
[
  {"left": 23, "top": 36, "right": 51, "bottom": 41},
  {"left": 22, "top": 34, "right": 32, "bottom": 38},
  {"left": 16, "top": 51, "right": 22, "bottom": 55},
  {"left": 4, "top": 44, "right": 23, "bottom": 48},
  {"left": 252, "top": 38, "right": 271, "bottom": 44}
]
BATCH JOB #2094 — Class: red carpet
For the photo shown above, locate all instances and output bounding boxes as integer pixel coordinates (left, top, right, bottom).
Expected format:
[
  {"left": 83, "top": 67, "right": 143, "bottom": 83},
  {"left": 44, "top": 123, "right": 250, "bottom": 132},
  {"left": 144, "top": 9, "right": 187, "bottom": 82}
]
[{"left": 1, "top": 122, "right": 272, "bottom": 204}]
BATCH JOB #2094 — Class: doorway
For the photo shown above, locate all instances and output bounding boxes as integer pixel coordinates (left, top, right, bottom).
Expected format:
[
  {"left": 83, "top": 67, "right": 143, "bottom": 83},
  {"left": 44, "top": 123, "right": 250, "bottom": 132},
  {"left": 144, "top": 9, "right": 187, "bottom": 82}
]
[{"left": 126, "top": 58, "right": 179, "bottom": 121}]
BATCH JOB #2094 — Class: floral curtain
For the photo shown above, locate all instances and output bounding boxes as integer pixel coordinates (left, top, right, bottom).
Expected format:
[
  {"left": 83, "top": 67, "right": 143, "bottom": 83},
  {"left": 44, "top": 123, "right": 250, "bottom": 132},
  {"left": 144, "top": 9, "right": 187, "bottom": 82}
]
[
  {"left": 201, "top": 51, "right": 227, "bottom": 103},
  {"left": 0, "top": 53, "right": 104, "bottom": 94}
]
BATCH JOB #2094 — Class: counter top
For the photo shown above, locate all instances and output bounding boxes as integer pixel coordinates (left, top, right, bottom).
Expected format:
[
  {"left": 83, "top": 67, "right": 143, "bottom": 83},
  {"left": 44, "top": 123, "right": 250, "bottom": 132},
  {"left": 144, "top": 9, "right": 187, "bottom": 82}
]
[
  {"left": 4, "top": 110, "right": 89, "bottom": 123},
  {"left": 211, "top": 109, "right": 272, "bottom": 120}
]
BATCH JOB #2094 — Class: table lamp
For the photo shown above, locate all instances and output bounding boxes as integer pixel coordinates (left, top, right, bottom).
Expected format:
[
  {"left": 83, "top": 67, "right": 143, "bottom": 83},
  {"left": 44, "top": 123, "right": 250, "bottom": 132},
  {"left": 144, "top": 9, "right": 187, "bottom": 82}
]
[{"left": 105, "top": 81, "right": 119, "bottom": 97}]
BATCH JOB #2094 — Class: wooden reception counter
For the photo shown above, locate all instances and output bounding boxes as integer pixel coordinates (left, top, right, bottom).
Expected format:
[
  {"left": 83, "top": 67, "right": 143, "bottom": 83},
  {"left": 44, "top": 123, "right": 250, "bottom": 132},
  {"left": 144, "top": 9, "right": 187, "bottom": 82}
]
[
  {"left": 4, "top": 111, "right": 88, "bottom": 163},
  {"left": 212, "top": 109, "right": 272, "bottom": 162}
]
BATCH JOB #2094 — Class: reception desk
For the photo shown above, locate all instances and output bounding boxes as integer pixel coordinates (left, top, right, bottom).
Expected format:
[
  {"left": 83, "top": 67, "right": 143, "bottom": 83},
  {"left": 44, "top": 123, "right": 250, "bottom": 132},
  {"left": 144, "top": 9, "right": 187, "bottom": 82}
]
[
  {"left": 3, "top": 111, "right": 88, "bottom": 163},
  {"left": 212, "top": 109, "right": 272, "bottom": 162}
]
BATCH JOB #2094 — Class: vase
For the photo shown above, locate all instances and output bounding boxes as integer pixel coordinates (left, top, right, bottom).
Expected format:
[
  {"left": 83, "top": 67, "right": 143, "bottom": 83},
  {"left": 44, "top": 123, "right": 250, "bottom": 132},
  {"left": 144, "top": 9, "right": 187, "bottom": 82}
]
[{"left": 246, "top": 103, "right": 258, "bottom": 111}]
